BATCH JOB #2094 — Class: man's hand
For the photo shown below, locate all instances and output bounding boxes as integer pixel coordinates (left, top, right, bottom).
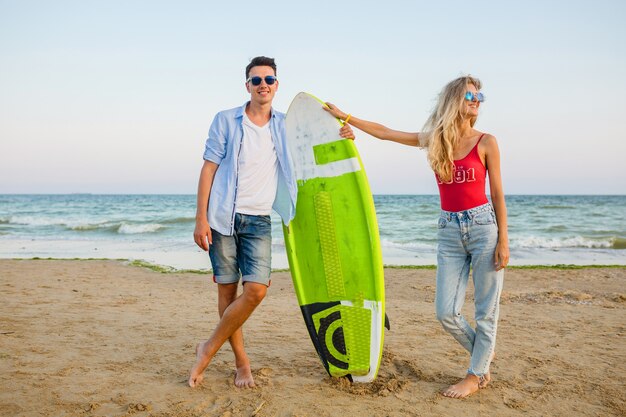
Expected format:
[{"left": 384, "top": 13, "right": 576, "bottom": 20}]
[
  {"left": 339, "top": 123, "right": 355, "bottom": 141},
  {"left": 194, "top": 219, "right": 212, "bottom": 251}
]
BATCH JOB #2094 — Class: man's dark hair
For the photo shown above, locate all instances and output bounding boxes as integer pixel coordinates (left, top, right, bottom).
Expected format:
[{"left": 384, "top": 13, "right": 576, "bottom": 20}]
[{"left": 245, "top": 56, "right": 277, "bottom": 79}]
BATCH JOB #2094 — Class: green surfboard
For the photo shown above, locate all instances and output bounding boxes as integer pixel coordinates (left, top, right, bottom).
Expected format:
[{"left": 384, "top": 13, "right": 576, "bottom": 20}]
[{"left": 283, "top": 92, "right": 385, "bottom": 382}]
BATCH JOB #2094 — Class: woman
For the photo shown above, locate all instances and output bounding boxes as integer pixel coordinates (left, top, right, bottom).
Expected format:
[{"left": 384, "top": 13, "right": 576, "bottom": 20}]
[{"left": 325, "top": 76, "right": 509, "bottom": 399}]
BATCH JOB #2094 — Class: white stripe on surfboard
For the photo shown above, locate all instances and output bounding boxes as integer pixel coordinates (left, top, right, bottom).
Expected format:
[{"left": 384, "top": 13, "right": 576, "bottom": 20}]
[{"left": 295, "top": 157, "right": 361, "bottom": 181}]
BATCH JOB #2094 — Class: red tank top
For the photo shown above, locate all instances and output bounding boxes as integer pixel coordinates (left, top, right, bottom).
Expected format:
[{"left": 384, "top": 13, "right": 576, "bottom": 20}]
[{"left": 436, "top": 134, "right": 488, "bottom": 212}]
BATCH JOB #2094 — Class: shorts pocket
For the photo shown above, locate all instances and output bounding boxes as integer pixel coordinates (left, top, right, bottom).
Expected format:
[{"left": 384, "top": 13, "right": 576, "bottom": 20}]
[
  {"left": 249, "top": 215, "right": 272, "bottom": 235},
  {"left": 473, "top": 211, "right": 495, "bottom": 225}
]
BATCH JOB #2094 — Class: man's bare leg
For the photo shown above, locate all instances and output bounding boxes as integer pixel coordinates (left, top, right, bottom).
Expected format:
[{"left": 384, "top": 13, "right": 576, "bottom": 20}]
[
  {"left": 217, "top": 283, "right": 256, "bottom": 388},
  {"left": 231, "top": 329, "right": 255, "bottom": 388},
  {"left": 188, "top": 282, "right": 267, "bottom": 387}
]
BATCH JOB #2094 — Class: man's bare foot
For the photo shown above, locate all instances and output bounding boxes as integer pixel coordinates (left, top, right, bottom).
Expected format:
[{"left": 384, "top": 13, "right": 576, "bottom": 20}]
[
  {"left": 441, "top": 374, "right": 480, "bottom": 399},
  {"left": 234, "top": 363, "right": 256, "bottom": 388},
  {"left": 188, "top": 341, "right": 212, "bottom": 388}
]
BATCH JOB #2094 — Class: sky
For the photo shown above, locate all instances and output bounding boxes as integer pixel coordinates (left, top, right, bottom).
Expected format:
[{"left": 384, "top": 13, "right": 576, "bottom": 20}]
[{"left": 1, "top": 0, "right": 625, "bottom": 195}]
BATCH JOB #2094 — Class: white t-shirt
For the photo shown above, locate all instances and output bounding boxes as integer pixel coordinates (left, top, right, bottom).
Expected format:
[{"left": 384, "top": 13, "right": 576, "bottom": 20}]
[{"left": 235, "top": 113, "right": 279, "bottom": 215}]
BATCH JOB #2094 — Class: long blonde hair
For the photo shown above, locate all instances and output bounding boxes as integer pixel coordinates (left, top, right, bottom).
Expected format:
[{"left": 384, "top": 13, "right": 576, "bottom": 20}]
[{"left": 422, "top": 76, "right": 482, "bottom": 182}]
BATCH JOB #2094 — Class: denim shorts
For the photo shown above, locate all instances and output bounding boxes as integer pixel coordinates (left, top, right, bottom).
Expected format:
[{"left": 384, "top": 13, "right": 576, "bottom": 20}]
[{"left": 209, "top": 213, "right": 272, "bottom": 286}]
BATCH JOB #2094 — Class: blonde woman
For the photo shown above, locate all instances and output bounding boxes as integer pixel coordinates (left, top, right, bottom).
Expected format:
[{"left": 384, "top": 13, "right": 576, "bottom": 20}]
[{"left": 325, "top": 76, "right": 509, "bottom": 398}]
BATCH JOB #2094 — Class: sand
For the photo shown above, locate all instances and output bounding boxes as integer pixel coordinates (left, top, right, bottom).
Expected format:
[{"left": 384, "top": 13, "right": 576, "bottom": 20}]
[{"left": 0, "top": 260, "right": 624, "bottom": 417}]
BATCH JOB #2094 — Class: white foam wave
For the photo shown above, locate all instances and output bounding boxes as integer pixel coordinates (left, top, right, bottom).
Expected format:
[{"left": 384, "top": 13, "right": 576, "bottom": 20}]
[
  {"left": 117, "top": 223, "right": 164, "bottom": 234},
  {"left": 5, "top": 216, "right": 167, "bottom": 235},
  {"left": 6, "top": 215, "right": 109, "bottom": 230},
  {"left": 6, "top": 216, "right": 63, "bottom": 227},
  {"left": 513, "top": 236, "right": 614, "bottom": 249},
  {"left": 380, "top": 239, "right": 433, "bottom": 251},
  {"left": 6, "top": 216, "right": 116, "bottom": 232},
  {"left": 69, "top": 223, "right": 110, "bottom": 231}
]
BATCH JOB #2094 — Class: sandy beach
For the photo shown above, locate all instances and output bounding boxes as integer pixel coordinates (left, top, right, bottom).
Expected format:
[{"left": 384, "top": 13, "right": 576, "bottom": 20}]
[{"left": 0, "top": 260, "right": 624, "bottom": 416}]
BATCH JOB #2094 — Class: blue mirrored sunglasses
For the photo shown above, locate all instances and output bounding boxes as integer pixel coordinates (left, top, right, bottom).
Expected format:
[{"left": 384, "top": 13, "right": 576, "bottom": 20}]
[
  {"left": 247, "top": 75, "right": 277, "bottom": 86},
  {"left": 464, "top": 91, "right": 485, "bottom": 102}
]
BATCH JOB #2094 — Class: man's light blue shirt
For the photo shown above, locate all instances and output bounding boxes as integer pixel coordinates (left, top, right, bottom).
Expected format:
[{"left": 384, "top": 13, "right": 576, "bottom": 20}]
[{"left": 203, "top": 102, "right": 297, "bottom": 236}]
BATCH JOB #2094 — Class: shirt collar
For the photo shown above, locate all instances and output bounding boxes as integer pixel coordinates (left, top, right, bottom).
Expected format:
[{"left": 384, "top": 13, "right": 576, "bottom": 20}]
[{"left": 236, "top": 101, "right": 276, "bottom": 119}]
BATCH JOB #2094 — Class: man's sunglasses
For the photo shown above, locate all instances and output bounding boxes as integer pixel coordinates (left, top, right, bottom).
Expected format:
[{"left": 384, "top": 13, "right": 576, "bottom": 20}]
[
  {"left": 246, "top": 76, "right": 278, "bottom": 86},
  {"left": 465, "top": 91, "right": 485, "bottom": 102}
]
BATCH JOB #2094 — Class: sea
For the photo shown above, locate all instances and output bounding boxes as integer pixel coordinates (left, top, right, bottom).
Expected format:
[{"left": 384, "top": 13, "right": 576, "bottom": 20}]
[{"left": 1, "top": 194, "right": 624, "bottom": 270}]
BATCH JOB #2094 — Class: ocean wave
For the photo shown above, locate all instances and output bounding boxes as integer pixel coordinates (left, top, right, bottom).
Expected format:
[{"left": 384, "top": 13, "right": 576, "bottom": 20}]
[
  {"left": 117, "top": 223, "right": 165, "bottom": 234},
  {"left": 380, "top": 239, "right": 433, "bottom": 251},
  {"left": 4, "top": 216, "right": 64, "bottom": 227},
  {"left": 161, "top": 217, "right": 195, "bottom": 225},
  {"left": 538, "top": 205, "right": 576, "bottom": 210},
  {"left": 3, "top": 215, "right": 169, "bottom": 235},
  {"left": 613, "top": 238, "right": 626, "bottom": 249},
  {"left": 545, "top": 225, "right": 568, "bottom": 232},
  {"left": 69, "top": 223, "right": 115, "bottom": 231},
  {"left": 4, "top": 215, "right": 113, "bottom": 230},
  {"left": 513, "top": 236, "right": 625, "bottom": 249}
]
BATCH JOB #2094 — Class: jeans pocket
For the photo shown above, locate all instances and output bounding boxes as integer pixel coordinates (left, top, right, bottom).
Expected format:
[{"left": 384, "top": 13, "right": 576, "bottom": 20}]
[
  {"left": 473, "top": 211, "right": 495, "bottom": 225},
  {"left": 438, "top": 216, "right": 448, "bottom": 229},
  {"left": 258, "top": 215, "right": 272, "bottom": 226}
]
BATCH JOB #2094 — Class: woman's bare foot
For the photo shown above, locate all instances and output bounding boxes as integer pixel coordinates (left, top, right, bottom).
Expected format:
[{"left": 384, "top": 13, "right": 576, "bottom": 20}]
[
  {"left": 234, "top": 363, "right": 256, "bottom": 388},
  {"left": 188, "top": 341, "right": 212, "bottom": 388},
  {"left": 441, "top": 374, "right": 480, "bottom": 399},
  {"left": 479, "top": 371, "right": 491, "bottom": 389},
  {"left": 479, "top": 351, "right": 496, "bottom": 389}
]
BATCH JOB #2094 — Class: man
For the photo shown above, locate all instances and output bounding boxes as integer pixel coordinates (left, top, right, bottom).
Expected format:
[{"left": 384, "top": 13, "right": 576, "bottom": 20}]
[{"left": 189, "top": 56, "right": 353, "bottom": 388}]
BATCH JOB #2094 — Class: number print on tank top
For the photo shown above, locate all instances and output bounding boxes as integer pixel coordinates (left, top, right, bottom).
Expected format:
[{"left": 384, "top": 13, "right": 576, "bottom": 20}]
[{"left": 438, "top": 166, "right": 476, "bottom": 185}]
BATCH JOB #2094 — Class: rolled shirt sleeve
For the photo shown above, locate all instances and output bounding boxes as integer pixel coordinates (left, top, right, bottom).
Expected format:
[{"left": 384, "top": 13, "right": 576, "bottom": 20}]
[{"left": 203, "top": 113, "right": 227, "bottom": 165}]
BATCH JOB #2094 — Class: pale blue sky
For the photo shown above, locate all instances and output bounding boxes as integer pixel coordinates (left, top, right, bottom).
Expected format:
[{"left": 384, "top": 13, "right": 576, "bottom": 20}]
[{"left": 1, "top": 0, "right": 625, "bottom": 194}]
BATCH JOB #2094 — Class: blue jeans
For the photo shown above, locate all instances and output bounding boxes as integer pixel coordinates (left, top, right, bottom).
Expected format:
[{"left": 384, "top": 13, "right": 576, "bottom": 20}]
[
  {"left": 435, "top": 203, "right": 504, "bottom": 377},
  {"left": 209, "top": 213, "right": 272, "bottom": 286}
]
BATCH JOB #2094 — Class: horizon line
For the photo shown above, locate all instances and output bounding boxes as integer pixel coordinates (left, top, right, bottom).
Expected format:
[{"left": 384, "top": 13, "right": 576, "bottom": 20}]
[{"left": 1, "top": 192, "right": 625, "bottom": 197}]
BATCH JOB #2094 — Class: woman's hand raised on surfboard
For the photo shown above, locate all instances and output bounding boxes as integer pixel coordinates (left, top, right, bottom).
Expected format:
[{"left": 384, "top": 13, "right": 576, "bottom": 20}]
[
  {"left": 325, "top": 101, "right": 420, "bottom": 146},
  {"left": 325, "top": 103, "right": 355, "bottom": 140},
  {"left": 324, "top": 102, "right": 348, "bottom": 121}
]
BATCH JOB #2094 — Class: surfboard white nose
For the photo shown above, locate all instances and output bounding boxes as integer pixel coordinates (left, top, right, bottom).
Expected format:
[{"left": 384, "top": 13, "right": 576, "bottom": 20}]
[{"left": 286, "top": 93, "right": 361, "bottom": 182}]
